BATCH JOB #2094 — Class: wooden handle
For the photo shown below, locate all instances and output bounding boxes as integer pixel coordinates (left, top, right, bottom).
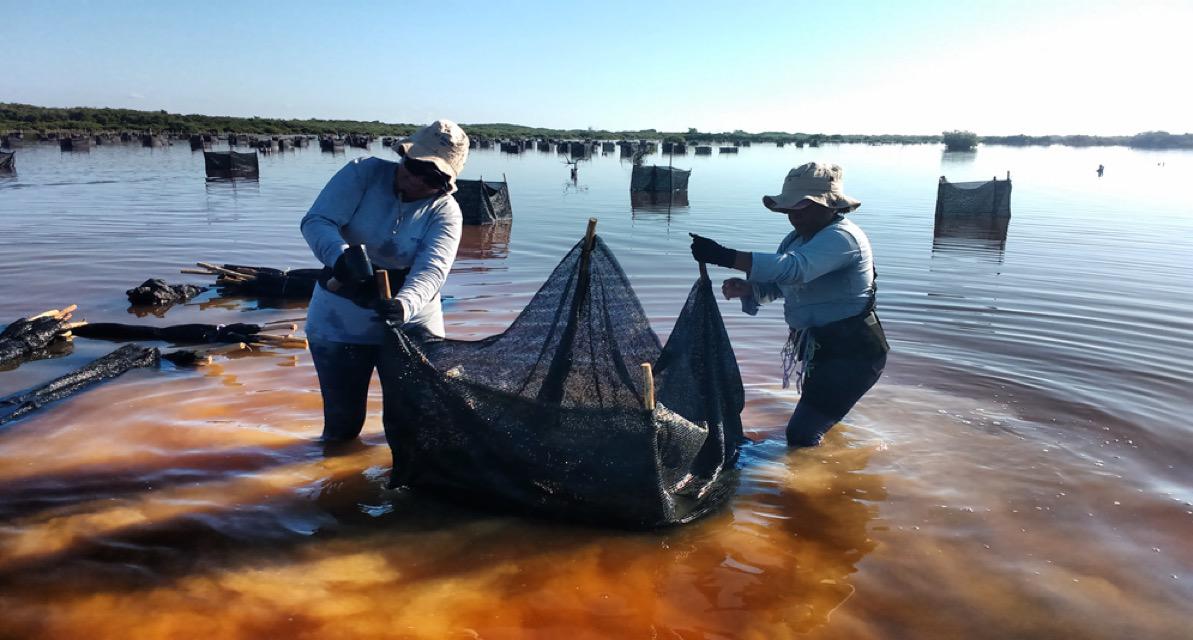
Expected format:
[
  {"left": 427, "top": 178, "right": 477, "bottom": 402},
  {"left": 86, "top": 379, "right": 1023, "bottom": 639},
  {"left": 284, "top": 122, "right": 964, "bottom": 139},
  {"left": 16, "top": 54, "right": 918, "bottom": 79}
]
[
  {"left": 584, "top": 218, "right": 598, "bottom": 252},
  {"left": 375, "top": 270, "right": 392, "bottom": 299},
  {"left": 641, "top": 363, "right": 655, "bottom": 411}
]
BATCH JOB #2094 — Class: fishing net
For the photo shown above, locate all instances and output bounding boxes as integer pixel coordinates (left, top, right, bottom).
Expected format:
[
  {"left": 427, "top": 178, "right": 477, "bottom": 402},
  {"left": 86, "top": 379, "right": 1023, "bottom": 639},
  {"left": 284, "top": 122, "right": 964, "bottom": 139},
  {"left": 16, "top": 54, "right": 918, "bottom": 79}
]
[
  {"left": 0, "top": 344, "right": 159, "bottom": 427},
  {"left": 379, "top": 233, "right": 745, "bottom": 528},
  {"left": 0, "top": 151, "right": 14, "bottom": 173}
]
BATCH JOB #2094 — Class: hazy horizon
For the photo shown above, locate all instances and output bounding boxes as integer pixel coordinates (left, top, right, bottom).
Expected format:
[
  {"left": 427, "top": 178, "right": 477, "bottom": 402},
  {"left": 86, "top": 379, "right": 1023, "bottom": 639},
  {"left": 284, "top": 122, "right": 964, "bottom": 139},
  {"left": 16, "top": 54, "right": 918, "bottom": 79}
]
[{"left": 6, "top": 0, "right": 1192, "bottom": 137}]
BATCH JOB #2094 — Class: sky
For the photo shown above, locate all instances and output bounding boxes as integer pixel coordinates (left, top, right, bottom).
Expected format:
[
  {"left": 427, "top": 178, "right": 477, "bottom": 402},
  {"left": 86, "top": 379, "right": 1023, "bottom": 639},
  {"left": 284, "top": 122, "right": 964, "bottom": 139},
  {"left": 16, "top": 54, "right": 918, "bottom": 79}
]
[{"left": 5, "top": 0, "right": 1192, "bottom": 136}]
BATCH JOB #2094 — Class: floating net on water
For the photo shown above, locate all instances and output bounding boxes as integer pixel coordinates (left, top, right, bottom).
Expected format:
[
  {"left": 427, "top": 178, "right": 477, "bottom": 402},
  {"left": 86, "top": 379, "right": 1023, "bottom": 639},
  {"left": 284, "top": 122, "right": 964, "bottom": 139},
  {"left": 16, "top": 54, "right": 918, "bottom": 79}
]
[{"left": 379, "top": 229, "right": 745, "bottom": 528}]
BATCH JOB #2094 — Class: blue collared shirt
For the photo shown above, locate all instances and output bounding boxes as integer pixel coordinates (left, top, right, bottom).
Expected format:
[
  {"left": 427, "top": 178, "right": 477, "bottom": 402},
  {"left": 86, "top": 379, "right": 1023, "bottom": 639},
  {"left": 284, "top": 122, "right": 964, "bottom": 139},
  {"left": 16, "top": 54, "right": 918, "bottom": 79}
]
[
  {"left": 301, "top": 157, "right": 461, "bottom": 343},
  {"left": 744, "top": 216, "right": 875, "bottom": 330}
]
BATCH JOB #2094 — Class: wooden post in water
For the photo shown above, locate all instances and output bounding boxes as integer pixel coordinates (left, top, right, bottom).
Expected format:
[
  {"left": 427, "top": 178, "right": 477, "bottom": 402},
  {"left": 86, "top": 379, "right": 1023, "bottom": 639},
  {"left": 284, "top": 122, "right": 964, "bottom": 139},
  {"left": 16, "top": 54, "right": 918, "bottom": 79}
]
[
  {"left": 641, "top": 363, "right": 655, "bottom": 411},
  {"left": 584, "top": 217, "right": 598, "bottom": 253}
]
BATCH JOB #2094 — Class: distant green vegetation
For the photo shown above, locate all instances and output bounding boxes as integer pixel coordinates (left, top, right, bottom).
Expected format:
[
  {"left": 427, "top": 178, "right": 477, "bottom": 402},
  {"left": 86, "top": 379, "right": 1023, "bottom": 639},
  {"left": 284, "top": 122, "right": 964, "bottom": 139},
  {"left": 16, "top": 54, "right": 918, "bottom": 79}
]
[
  {"left": 942, "top": 130, "right": 979, "bottom": 151},
  {"left": 3, "top": 103, "right": 1191, "bottom": 149}
]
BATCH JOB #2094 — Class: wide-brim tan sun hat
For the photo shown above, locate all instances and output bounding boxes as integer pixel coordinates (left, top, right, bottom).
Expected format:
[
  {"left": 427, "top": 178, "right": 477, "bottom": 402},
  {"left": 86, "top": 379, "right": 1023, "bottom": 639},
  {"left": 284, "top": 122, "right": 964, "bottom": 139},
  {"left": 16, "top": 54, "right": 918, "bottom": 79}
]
[
  {"left": 396, "top": 119, "right": 470, "bottom": 194},
  {"left": 762, "top": 162, "right": 862, "bottom": 213}
]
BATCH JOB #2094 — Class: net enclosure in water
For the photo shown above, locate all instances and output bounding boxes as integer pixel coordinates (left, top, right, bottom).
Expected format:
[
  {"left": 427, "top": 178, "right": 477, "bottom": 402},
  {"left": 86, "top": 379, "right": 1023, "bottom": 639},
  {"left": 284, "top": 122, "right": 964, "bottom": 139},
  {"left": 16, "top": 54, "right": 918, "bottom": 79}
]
[
  {"left": 630, "top": 165, "right": 691, "bottom": 193},
  {"left": 204, "top": 150, "right": 260, "bottom": 179},
  {"left": 380, "top": 230, "right": 745, "bottom": 528},
  {"left": 452, "top": 178, "right": 513, "bottom": 225},
  {"left": 934, "top": 175, "right": 1013, "bottom": 241}
]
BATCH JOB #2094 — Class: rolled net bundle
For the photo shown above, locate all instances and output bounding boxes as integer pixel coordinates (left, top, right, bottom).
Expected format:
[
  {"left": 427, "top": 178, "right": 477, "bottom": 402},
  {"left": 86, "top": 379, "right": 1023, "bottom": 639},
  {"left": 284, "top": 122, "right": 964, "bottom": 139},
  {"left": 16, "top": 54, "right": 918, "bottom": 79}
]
[{"left": 379, "top": 232, "right": 744, "bottom": 528}]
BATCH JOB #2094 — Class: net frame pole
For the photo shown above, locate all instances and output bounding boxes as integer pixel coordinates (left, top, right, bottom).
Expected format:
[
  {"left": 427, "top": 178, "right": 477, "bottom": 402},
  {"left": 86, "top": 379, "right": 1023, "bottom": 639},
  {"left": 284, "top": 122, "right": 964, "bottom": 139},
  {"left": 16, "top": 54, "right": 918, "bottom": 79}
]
[
  {"left": 641, "top": 362, "right": 655, "bottom": 411},
  {"left": 535, "top": 218, "right": 598, "bottom": 405}
]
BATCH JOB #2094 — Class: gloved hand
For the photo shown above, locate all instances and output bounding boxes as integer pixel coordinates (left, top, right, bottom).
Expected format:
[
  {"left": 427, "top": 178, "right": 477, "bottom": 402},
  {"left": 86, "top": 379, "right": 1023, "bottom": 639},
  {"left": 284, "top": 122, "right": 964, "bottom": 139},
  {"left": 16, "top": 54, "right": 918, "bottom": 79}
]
[
  {"left": 375, "top": 297, "right": 407, "bottom": 325},
  {"left": 689, "top": 233, "right": 737, "bottom": 269}
]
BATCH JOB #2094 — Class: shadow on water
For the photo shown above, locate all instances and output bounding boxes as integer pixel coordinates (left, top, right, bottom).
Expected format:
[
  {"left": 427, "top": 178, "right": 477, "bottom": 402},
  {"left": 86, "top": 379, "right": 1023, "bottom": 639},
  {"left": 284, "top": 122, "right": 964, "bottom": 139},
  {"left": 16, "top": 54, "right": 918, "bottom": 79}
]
[{"left": 0, "top": 434, "right": 884, "bottom": 637}]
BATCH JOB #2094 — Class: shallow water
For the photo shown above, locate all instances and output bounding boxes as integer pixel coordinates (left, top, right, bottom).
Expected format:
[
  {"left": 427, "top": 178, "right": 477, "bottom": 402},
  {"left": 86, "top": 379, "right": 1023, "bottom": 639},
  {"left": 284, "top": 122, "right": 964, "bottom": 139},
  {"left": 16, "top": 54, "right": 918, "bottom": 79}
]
[{"left": 0, "top": 140, "right": 1190, "bottom": 639}]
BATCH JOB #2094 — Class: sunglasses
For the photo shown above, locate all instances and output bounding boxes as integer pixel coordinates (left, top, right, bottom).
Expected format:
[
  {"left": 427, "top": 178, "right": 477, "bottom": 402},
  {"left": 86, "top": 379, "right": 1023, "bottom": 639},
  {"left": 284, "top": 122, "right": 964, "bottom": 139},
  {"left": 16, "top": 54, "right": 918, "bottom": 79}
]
[{"left": 404, "top": 158, "right": 448, "bottom": 188}]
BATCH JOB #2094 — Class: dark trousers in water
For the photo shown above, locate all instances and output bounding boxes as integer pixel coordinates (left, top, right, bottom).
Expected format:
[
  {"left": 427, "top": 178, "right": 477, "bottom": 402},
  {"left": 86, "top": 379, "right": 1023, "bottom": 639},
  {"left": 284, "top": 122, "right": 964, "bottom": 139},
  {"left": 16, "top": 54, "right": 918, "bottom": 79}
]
[
  {"left": 309, "top": 339, "right": 412, "bottom": 481},
  {"left": 787, "top": 353, "right": 886, "bottom": 447}
]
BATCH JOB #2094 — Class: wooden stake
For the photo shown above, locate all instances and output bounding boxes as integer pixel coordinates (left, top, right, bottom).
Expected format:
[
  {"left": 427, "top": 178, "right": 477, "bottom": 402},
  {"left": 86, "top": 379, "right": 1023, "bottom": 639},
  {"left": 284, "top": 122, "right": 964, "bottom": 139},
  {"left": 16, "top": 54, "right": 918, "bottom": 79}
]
[
  {"left": 375, "top": 269, "right": 392, "bottom": 299},
  {"left": 263, "top": 317, "right": 306, "bottom": 326},
  {"left": 584, "top": 217, "right": 598, "bottom": 252},
  {"left": 641, "top": 362, "right": 655, "bottom": 411},
  {"left": 196, "top": 262, "right": 252, "bottom": 280}
]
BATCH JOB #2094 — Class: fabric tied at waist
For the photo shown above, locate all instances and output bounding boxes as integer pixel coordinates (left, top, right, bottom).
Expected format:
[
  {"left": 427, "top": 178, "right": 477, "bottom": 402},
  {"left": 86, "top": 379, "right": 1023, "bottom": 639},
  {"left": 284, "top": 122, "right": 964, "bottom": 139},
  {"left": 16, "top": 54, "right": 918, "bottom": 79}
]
[{"left": 781, "top": 310, "right": 889, "bottom": 390}]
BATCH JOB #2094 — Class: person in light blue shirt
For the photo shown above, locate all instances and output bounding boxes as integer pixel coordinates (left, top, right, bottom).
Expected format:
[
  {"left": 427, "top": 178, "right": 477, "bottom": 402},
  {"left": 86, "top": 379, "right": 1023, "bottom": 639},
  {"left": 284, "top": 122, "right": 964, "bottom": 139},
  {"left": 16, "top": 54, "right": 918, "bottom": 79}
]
[
  {"left": 300, "top": 120, "right": 469, "bottom": 447},
  {"left": 690, "top": 162, "right": 889, "bottom": 447}
]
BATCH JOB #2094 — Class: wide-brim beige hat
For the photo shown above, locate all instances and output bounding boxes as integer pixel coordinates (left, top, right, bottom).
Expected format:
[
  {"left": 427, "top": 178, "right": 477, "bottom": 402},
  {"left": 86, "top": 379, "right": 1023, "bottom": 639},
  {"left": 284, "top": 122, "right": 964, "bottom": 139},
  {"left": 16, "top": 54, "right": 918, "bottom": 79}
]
[
  {"left": 762, "top": 162, "right": 861, "bottom": 213},
  {"left": 396, "top": 119, "right": 470, "bottom": 194}
]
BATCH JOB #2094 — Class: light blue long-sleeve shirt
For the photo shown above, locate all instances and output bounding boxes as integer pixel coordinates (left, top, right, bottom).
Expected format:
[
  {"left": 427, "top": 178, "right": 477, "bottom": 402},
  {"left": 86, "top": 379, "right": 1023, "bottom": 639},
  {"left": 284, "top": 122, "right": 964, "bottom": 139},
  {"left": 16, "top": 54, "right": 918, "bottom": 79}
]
[
  {"left": 301, "top": 157, "right": 462, "bottom": 344},
  {"left": 744, "top": 216, "right": 875, "bottom": 330}
]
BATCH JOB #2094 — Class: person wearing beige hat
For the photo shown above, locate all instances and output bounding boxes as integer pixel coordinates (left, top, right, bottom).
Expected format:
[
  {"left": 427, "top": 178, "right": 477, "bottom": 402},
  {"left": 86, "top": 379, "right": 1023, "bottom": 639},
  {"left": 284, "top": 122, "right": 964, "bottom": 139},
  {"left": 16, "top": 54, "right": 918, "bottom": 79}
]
[
  {"left": 300, "top": 119, "right": 469, "bottom": 445},
  {"left": 690, "top": 161, "right": 889, "bottom": 447}
]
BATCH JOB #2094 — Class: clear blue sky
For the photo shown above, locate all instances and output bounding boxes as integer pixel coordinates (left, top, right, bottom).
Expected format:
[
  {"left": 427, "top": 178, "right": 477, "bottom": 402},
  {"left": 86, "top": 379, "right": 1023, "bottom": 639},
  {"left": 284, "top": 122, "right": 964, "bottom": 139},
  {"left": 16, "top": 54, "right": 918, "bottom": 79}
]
[{"left": 5, "top": 0, "right": 1191, "bottom": 135}]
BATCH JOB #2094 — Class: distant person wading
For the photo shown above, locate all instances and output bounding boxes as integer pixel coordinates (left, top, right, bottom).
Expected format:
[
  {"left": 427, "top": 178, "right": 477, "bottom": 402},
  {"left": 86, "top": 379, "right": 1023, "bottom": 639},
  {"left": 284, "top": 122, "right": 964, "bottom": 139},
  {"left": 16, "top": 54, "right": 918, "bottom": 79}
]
[
  {"left": 300, "top": 120, "right": 469, "bottom": 449},
  {"left": 690, "top": 162, "right": 889, "bottom": 446}
]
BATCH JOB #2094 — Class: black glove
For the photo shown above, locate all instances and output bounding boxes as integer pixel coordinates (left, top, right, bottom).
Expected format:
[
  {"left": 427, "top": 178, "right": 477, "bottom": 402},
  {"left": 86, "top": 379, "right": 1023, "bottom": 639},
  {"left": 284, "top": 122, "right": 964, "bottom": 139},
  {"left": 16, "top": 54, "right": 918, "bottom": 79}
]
[
  {"left": 375, "top": 297, "right": 407, "bottom": 324},
  {"left": 332, "top": 250, "right": 370, "bottom": 283},
  {"left": 689, "top": 233, "right": 737, "bottom": 269}
]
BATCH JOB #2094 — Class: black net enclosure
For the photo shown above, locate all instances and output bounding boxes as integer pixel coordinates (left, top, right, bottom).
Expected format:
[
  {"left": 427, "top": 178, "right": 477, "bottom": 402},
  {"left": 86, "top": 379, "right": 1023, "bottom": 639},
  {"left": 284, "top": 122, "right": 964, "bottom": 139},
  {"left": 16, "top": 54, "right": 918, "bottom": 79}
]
[
  {"left": 378, "top": 227, "right": 745, "bottom": 528},
  {"left": 452, "top": 178, "right": 513, "bottom": 225},
  {"left": 630, "top": 165, "right": 691, "bottom": 193},
  {"left": 934, "top": 175, "right": 1013, "bottom": 241},
  {"left": 204, "top": 150, "right": 260, "bottom": 179}
]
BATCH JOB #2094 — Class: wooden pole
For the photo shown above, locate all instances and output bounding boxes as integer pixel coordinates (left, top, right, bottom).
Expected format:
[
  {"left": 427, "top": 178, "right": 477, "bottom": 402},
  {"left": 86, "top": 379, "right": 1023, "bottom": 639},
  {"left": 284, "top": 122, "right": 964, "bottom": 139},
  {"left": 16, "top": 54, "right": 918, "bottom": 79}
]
[
  {"left": 375, "top": 269, "right": 392, "bottom": 299},
  {"left": 641, "top": 363, "right": 655, "bottom": 411},
  {"left": 584, "top": 217, "right": 598, "bottom": 253},
  {"left": 195, "top": 262, "right": 251, "bottom": 280}
]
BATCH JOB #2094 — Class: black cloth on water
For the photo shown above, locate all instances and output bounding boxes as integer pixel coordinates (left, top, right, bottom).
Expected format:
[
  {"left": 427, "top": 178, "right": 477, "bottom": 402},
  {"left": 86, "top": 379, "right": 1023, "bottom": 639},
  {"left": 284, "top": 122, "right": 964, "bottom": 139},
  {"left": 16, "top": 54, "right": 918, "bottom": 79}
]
[
  {"left": 0, "top": 344, "right": 159, "bottom": 427},
  {"left": 73, "top": 322, "right": 262, "bottom": 344},
  {"left": 377, "top": 235, "right": 745, "bottom": 528},
  {"left": 126, "top": 279, "right": 207, "bottom": 306},
  {"left": 215, "top": 265, "right": 322, "bottom": 299},
  {"left": 0, "top": 315, "right": 70, "bottom": 368}
]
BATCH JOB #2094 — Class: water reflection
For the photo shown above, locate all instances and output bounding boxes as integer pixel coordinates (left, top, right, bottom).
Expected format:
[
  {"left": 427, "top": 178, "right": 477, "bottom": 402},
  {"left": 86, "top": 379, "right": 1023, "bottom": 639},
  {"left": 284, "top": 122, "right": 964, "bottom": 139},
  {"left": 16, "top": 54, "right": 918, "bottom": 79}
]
[
  {"left": 940, "top": 149, "right": 977, "bottom": 165},
  {"left": 630, "top": 190, "right": 689, "bottom": 212},
  {"left": 455, "top": 222, "right": 512, "bottom": 261}
]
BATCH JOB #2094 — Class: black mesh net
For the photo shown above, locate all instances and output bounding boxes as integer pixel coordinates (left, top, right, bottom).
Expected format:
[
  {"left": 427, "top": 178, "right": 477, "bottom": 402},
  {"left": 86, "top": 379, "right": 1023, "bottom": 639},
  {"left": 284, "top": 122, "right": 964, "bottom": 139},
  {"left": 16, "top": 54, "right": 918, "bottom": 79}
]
[
  {"left": 379, "top": 235, "right": 744, "bottom": 528},
  {"left": 935, "top": 177, "right": 1012, "bottom": 216},
  {"left": 203, "top": 150, "right": 259, "bottom": 179},
  {"left": 453, "top": 179, "right": 513, "bottom": 225}
]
